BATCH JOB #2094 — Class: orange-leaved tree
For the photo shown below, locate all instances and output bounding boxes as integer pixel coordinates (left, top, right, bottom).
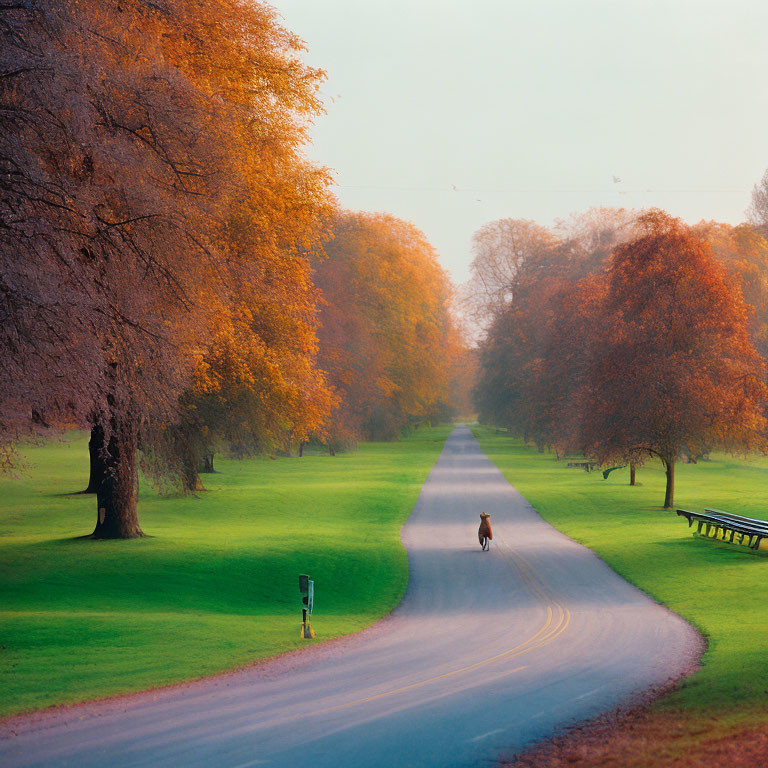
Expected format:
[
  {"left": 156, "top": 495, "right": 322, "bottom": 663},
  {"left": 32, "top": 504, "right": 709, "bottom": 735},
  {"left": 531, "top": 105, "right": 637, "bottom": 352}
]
[
  {"left": 695, "top": 222, "right": 768, "bottom": 360},
  {"left": 583, "top": 210, "right": 768, "bottom": 508},
  {"left": 0, "top": 0, "right": 332, "bottom": 536},
  {"left": 179, "top": 282, "right": 336, "bottom": 487},
  {"left": 314, "top": 212, "right": 458, "bottom": 444}
]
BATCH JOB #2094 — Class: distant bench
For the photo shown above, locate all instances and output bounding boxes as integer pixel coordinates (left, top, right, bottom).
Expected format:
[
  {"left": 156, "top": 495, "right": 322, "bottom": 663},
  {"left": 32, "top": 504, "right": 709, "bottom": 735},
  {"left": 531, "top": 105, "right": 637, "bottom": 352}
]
[
  {"left": 566, "top": 461, "right": 599, "bottom": 471},
  {"left": 676, "top": 508, "right": 768, "bottom": 551}
]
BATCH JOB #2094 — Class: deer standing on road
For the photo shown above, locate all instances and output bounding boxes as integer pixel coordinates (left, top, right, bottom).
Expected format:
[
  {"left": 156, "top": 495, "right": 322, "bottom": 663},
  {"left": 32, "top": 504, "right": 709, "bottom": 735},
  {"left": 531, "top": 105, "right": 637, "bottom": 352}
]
[{"left": 478, "top": 512, "right": 493, "bottom": 551}]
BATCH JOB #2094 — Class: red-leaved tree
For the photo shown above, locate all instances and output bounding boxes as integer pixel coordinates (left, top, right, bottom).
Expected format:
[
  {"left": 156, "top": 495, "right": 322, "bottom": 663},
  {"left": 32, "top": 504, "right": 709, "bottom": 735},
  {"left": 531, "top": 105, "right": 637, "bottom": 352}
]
[{"left": 583, "top": 210, "right": 768, "bottom": 508}]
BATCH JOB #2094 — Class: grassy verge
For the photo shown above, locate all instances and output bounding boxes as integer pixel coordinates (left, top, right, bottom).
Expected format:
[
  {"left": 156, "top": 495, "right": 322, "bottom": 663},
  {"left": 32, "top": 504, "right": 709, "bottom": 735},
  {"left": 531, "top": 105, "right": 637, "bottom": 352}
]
[
  {"left": 1, "top": 426, "right": 451, "bottom": 717},
  {"left": 471, "top": 425, "right": 768, "bottom": 766}
]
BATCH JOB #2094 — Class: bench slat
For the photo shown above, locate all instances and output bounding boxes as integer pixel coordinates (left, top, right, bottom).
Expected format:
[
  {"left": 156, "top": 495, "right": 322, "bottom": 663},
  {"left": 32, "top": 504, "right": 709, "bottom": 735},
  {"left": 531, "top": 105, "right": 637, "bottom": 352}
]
[{"left": 704, "top": 508, "right": 768, "bottom": 528}]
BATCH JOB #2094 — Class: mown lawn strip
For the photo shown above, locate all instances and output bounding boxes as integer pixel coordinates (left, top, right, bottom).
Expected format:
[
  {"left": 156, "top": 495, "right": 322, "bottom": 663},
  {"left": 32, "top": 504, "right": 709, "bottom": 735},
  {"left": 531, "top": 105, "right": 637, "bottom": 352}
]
[{"left": 1, "top": 426, "right": 450, "bottom": 716}]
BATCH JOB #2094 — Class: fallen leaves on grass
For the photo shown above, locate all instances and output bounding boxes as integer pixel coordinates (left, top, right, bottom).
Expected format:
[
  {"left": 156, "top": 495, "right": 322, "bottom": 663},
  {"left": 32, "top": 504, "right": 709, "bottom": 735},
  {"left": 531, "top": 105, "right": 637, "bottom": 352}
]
[{"left": 506, "top": 707, "right": 768, "bottom": 768}]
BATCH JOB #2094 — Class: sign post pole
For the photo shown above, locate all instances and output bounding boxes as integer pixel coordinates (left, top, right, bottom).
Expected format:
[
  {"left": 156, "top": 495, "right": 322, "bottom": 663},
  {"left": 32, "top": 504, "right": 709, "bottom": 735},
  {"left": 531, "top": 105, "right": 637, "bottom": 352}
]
[{"left": 299, "top": 574, "right": 315, "bottom": 639}]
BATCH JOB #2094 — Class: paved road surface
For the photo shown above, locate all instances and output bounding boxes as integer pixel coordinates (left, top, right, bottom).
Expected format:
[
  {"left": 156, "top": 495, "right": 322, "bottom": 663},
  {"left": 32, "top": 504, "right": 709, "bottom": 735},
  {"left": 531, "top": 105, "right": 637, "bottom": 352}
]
[{"left": 2, "top": 426, "right": 699, "bottom": 767}]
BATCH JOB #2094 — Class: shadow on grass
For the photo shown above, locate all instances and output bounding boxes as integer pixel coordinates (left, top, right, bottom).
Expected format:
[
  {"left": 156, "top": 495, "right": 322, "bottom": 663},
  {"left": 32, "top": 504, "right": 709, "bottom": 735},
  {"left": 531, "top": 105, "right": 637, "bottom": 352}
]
[
  {"left": 654, "top": 538, "right": 768, "bottom": 566},
  {"left": 27, "top": 533, "right": 157, "bottom": 546}
]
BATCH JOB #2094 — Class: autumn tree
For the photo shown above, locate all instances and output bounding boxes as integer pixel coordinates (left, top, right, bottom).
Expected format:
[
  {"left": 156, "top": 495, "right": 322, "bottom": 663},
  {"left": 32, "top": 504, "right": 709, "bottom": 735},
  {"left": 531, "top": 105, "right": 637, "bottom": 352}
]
[
  {"left": 474, "top": 267, "right": 565, "bottom": 440},
  {"left": 447, "top": 345, "right": 479, "bottom": 420},
  {"left": 583, "top": 211, "right": 768, "bottom": 508},
  {"left": 178, "top": 282, "right": 336, "bottom": 489},
  {"left": 461, "top": 219, "right": 558, "bottom": 336},
  {"left": 314, "top": 212, "right": 458, "bottom": 443},
  {"left": 528, "top": 274, "right": 606, "bottom": 456},
  {"left": 695, "top": 222, "right": 768, "bottom": 359},
  {"left": 527, "top": 208, "right": 640, "bottom": 454},
  {"left": 553, "top": 206, "right": 641, "bottom": 279},
  {"left": 1, "top": 0, "right": 331, "bottom": 535},
  {"left": 472, "top": 209, "right": 636, "bottom": 443}
]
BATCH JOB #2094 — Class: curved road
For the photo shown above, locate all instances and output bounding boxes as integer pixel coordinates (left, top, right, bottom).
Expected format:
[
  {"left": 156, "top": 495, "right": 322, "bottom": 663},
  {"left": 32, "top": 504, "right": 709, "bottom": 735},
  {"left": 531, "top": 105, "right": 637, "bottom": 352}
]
[{"left": 2, "top": 426, "right": 699, "bottom": 767}]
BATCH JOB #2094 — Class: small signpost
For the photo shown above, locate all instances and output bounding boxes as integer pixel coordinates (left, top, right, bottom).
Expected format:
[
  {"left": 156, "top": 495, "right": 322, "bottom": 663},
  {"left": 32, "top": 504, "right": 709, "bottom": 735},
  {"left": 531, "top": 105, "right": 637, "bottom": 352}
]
[{"left": 299, "top": 574, "right": 315, "bottom": 639}]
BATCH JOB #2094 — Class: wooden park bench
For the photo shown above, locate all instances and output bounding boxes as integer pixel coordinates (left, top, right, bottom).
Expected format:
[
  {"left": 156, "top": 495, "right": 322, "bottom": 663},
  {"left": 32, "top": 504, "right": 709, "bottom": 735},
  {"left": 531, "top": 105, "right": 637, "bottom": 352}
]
[{"left": 676, "top": 508, "right": 768, "bottom": 551}]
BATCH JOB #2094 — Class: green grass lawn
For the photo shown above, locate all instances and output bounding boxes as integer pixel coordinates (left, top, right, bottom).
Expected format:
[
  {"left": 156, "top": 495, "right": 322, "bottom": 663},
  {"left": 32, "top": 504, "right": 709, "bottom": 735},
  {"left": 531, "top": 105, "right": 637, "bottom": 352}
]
[
  {"left": 471, "top": 425, "right": 768, "bottom": 720},
  {"left": 0, "top": 426, "right": 451, "bottom": 717}
]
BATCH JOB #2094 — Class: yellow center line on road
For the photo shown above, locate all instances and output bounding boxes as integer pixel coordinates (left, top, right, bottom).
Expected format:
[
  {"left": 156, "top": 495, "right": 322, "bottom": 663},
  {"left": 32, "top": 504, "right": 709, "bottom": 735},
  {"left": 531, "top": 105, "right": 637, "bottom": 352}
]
[
  {"left": 312, "top": 665, "right": 532, "bottom": 716},
  {"left": 310, "top": 606, "right": 571, "bottom": 719},
  {"left": 311, "top": 606, "right": 556, "bottom": 717},
  {"left": 271, "top": 528, "right": 574, "bottom": 726},
  {"left": 310, "top": 550, "right": 573, "bottom": 718}
]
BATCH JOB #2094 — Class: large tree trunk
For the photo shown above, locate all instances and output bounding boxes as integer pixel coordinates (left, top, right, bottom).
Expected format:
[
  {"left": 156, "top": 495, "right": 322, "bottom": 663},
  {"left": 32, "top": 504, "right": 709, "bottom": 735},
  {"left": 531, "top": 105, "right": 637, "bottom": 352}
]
[
  {"left": 629, "top": 462, "right": 636, "bottom": 486},
  {"left": 180, "top": 441, "right": 206, "bottom": 493},
  {"left": 663, "top": 457, "right": 675, "bottom": 509},
  {"left": 81, "top": 420, "right": 107, "bottom": 494},
  {"left": 92, "top": 417, "right": 143, "bottom": 539},
  {"left": 182, "top": 459, "right": 206, "bottom": 493},
  {"left": 200, "top": 451, "right": 215, "bottom": 473}
]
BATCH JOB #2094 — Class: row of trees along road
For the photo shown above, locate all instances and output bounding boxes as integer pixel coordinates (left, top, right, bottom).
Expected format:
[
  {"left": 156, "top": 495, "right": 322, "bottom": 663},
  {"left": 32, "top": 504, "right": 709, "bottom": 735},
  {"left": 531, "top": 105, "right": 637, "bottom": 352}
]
[
  {"left": 0, "top": 1, "right": 465, "bottom": 538},
  {"left": 314, "top": 212, "right": 463, "bottom": 447},
  {"left": 469, "top": 206, "right": 768, "bottom": 508}
]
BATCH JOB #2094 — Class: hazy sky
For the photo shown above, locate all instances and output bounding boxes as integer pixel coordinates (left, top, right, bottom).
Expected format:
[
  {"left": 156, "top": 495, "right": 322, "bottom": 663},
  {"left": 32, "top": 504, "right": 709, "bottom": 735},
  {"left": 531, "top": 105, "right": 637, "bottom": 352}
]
[{"left": 273, "top": 0, "right": 768, "bottom": 283}]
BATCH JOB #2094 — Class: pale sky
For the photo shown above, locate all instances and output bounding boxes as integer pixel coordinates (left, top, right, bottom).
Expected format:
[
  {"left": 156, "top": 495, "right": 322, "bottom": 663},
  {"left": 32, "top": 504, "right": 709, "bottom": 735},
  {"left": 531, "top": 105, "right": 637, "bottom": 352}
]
[{"left": 273, "top": 0, "right": 768, "bottom": 283}]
